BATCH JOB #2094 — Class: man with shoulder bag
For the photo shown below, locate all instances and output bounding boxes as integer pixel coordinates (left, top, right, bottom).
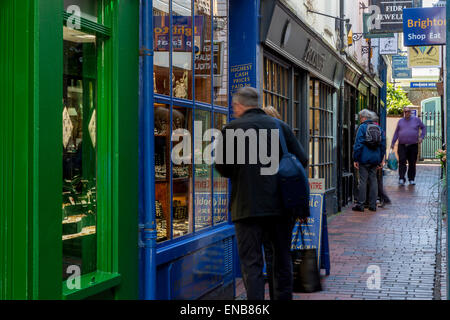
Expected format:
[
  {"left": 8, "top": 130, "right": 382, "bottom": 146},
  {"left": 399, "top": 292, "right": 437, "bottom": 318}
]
[{"left": 215, "top": 87, "right": 308, "bottom": 300}]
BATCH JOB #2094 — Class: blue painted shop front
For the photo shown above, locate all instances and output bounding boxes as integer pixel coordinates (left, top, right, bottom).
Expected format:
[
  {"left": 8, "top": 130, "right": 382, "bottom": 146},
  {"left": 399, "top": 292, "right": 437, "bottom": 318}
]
[{"left": 138, "top": 0, "right": 260, "bottom": 300}]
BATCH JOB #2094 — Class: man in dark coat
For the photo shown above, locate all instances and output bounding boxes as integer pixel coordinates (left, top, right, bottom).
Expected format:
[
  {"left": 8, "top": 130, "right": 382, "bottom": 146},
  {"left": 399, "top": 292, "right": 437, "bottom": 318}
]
[
  {"left": 215, "top": 87, "right": 308, "bottom": 300},
  {"left": 352, "top": 109, "right": 386, "bottom": 212}
]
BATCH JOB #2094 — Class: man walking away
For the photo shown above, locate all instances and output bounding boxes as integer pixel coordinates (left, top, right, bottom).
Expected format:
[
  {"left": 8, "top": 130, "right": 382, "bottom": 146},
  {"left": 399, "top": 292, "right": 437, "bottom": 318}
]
[
  {"left": 390, "top": 105, "right": 426, "bottom": 186},
  {"left": 352, "top": 109, "right": 386, "bottom": 212},
  {"left": 215, "top": 87, "right": 308, "bottom": 300}
]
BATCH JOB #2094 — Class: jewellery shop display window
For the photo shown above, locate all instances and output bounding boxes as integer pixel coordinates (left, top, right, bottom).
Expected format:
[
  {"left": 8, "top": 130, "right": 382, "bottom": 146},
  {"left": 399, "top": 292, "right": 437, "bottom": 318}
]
[
  {"left": 153, "top": 0, "right": 230, "bottom": 244},
  {"left": 62, "top": 26, "right": 99, "bottom": 281}
]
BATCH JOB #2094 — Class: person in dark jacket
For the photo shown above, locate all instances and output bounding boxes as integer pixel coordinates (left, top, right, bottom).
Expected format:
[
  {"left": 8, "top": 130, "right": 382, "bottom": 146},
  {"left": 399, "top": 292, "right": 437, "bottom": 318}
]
[
  {"left": 215, "top": 87, "right": 308, "bottom": 300},
  {"left": 369, "top": 111, "right": 391, "bottom": 207},
  {"left": 352, "top": 109, "right": 386, "bottom": 212}
]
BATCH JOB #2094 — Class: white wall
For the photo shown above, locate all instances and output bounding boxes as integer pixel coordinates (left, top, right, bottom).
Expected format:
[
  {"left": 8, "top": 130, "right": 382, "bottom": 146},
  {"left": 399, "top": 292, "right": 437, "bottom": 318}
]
[{"left": 281, "top": 0, "right": 340, "bottom": 50}]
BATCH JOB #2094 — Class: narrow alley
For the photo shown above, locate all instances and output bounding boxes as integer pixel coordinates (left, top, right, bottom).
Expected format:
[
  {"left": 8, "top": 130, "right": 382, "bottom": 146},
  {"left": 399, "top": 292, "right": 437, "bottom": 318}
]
[{"left": 236, "top": 164, "right": 447, "bottom": 300}]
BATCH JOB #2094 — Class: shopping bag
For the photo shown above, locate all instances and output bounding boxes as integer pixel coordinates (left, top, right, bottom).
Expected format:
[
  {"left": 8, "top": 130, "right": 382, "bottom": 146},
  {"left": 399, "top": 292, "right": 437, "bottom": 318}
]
[
  {"left": 387, "top": 152, "right": 398, "bottom": 171},
  {"left": 291, "top": 221, "right": 322, "bottom": 293}
]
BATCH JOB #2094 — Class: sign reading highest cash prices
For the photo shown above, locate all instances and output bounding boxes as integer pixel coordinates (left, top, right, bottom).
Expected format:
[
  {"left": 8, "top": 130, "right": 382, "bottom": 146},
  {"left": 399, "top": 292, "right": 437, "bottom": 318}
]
[{"left": 403, "top": 7, "right": 446, "bottom": 46}]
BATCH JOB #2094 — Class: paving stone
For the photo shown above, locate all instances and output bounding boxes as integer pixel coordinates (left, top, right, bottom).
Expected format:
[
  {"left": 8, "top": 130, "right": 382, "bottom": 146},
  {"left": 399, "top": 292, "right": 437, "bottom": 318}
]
[{"left": 235, "top": 164, "right": 443, "bottom": 300}]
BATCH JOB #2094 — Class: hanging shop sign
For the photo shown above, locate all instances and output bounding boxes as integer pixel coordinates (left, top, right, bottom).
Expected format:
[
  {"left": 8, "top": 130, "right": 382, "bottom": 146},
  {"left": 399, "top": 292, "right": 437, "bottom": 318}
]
[
  {"left": 403, "top": 7, "right": 446, "bottom": 46},
  {"left": 410, "top": 82, "right": 437, "bottom": 88},
  {"left": 379, "top": 34, "right": 398, "bottom": 55},
  {"left": 392, "top": 55, "right": 412, "bottom": 78},
  {"left": 367, "top": 0, "right": 413, "bottom": 34},
  {"left": 408, "top": 46, "right": 441, "bottom": 67},
  {"left": 363, "top": 13, "right": 395, "bottom": 39},
  {"left": 153, "top": 16, "right": 203, "bottom": 52}
]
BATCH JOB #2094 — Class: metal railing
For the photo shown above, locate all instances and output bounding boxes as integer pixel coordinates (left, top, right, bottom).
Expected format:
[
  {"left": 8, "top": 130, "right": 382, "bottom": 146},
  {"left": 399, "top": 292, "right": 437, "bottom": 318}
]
[{"left": 418, "top": 111, "right": 443, "bottom": 159}]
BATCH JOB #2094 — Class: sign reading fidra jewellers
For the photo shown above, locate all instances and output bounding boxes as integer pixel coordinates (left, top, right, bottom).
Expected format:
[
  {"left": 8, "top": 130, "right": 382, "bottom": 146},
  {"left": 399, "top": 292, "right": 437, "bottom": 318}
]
[{"left": 368, "top": 0, "right": 414, "bottom": 34}]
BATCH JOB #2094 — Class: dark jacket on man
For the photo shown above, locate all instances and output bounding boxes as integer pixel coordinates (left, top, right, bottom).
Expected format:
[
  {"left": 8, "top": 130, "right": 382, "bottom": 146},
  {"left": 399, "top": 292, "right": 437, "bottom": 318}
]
[
  {"left": 215, "top": 108, "right": 308, "bottom": 222},
  {"left": 353, "top": 120, "right": 386, "bottom": 165}
]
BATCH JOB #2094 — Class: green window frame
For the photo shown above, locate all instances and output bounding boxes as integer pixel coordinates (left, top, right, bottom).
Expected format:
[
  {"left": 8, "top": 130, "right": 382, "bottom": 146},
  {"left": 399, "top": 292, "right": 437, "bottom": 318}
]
[{"left": 0, "top": 0, "right": 139, "bottom": 300}]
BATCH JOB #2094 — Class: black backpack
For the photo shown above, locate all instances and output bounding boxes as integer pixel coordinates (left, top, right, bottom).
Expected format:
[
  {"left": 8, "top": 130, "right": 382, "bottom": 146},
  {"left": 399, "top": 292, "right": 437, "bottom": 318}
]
[{"left": 364, "top": 123, "right": 382, "bottom": 149}]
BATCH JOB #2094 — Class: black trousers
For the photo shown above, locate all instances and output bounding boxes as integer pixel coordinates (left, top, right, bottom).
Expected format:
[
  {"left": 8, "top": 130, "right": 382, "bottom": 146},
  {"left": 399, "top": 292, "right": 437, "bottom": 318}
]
[
  {"left": 398, "top": 143, "right": 419, "bottom": 181},
  {"left": 234, "top": 216, "right": 294, "bottom": 300}
]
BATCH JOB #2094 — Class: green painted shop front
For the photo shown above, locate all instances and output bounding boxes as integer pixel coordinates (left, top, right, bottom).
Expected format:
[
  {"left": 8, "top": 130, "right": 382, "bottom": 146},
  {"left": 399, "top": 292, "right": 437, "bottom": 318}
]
[{"left": 0, "top": 0, "right": 139, "bottom": 299}]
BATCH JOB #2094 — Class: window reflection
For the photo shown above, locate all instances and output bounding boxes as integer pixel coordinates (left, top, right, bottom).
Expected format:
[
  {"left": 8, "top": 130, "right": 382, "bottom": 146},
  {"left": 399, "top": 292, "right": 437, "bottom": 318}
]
[
  {"left": 194, "top": 0, "right": 212, "bottom": 104},
  {"left": 213, "top": 0, "right": 228, "bottom": 107},
  {"left": 213, "top": 113, "right": 228, "bottom": 224},
  {"left": 154, "top": 0, "right": 171, "bottom": 96},
  {"left": 62, "top": 26, "right": 98, "bottom": 280},
  {"left": 194, "top": 110, "right": 212, "bottom": 231},
  {"left": 172, "top": 0, "right": 193, "bottom": 100},
  {"left": 172, "top": 106, "right": 193, "bottom": 238},
  {"left": 155, "top": 104, "right": 171, "bottom": 242}
]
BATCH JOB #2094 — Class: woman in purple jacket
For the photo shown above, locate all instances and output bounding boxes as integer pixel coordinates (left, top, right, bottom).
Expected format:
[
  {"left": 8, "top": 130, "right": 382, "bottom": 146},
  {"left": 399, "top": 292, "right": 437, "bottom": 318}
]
[{"left": 390, "top": 106, "right": 426, "bottom": 186}]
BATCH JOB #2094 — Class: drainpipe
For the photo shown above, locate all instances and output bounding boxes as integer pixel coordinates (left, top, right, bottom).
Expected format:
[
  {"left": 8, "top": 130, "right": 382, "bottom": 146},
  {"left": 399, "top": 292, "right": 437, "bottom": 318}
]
[
  {"left": 337, "top": 0, "right": 345, "bottom": 211},
  {"left": 142, "top": 0, "right": 157, "bottom": 300}
]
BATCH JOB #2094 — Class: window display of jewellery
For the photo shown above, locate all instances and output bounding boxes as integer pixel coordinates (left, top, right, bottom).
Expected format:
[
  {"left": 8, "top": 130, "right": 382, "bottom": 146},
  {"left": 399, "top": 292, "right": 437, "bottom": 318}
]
[
  {"left": 154, "top": 120, "right": 168, "bottom": 135},
  {"left": 155, "top": 200, "right": 164, "bottom": 219},
  {"left": 195, "top": 165, "right": 209, "bottom": 177},
  {"left": 157, "top": 219, "right": 167, "bottom": 242},
  {"left": 155, "top": 165, "right": 167, "bottom": 180},
  {"left": 62, "top": 177, "right": 97, "bottom": 242},
  {"left": 173, "top": 165, "right": 190, "bottom": 179},
  {"left": 173, "top": 219, "right": 189, "bottom": 238},
  {"left": 173, "top": 200, "right": 188, "bottom": 219}
]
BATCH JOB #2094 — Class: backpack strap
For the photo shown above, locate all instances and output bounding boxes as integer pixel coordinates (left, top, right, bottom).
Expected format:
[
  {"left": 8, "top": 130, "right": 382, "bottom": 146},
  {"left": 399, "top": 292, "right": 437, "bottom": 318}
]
[{"left": 274, "top": 119, "right": 288, "bottom": 155}]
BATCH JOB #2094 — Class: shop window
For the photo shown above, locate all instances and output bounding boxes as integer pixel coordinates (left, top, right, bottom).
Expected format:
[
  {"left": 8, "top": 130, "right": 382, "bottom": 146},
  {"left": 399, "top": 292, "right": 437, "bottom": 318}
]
[
  {"left": 172, "top": 106, "right": 194, "bottom": 238},
  {"left": 194, "top": 109, "right": 212, "bottom": 231},
  {"left": 213, "top": 113, "right": 228, "bottom": 224},
  {"left": 309, "top": 79, "right": 334, "bottom": 190},
  {"left": 62, "top": 26, "right": 98, "bottom": 280},
  {"left": 263, "top": 56, "right": 289, "bottom": 123},
  {"left": 153, "top": 0, "right": 171, "bottom": 96},
  {"left": 213, "top": 0, "right": 228, "bottom": 107},
  {"left": 293, "top": 74, "right": 300, "bottom": 134},
  {"left": 153, "top": 0, "right": 230, "bottom": 243},
  {"left": 194, "top": 0, "right": 212, "bottom": 104},
  {"left": 171, "top": 0, "right": 193, "bottom": 100}
]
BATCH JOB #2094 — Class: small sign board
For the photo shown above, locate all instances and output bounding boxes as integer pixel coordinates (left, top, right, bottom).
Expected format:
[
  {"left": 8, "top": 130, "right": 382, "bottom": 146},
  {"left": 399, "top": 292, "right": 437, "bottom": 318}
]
[
  {"left": 403, "top": 7, "right": 446, "bottom": 46},
  {"left": 408, "top": 46, "right": 441, "bottom": 68},
  {"left": 410, "top": 82, "right": 437, "bottom": 88},
  {"left": 309, "top": 178, "right": 325, "bottom": 194},
  {"left": 392, "top": 55, "right": 412, "bottom": 78},
  {"left": 380, "top": 34, "right": 398, "bottom": 55},
  {"left": 291, "top": 194, "right": 330, "bottom": 275}
]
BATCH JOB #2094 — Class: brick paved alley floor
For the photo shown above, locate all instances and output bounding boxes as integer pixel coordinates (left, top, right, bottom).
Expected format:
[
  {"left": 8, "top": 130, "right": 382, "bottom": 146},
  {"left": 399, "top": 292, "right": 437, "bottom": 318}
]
[{"left": 235, "top": 164, "right": 447, "bottom": 300}]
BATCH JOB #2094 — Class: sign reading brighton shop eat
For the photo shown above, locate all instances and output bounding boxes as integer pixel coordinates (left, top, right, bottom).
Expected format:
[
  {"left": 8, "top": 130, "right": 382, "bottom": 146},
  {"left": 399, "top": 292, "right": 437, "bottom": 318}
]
[{"left": 403, "top": 7, "right": 447, "bottom": 46}]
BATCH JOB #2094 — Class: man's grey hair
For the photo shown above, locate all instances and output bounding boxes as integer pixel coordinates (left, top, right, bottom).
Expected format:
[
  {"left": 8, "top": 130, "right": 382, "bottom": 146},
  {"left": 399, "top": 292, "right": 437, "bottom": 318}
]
[
  {"left": 358, "top": 109, "right": 372, "bottom": 120},
  {"left": 369, "top": 111, "right": 379, "bottom": 122},
  {"left": 232, "top": 87, "right": 259, "bottom": 108}
]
